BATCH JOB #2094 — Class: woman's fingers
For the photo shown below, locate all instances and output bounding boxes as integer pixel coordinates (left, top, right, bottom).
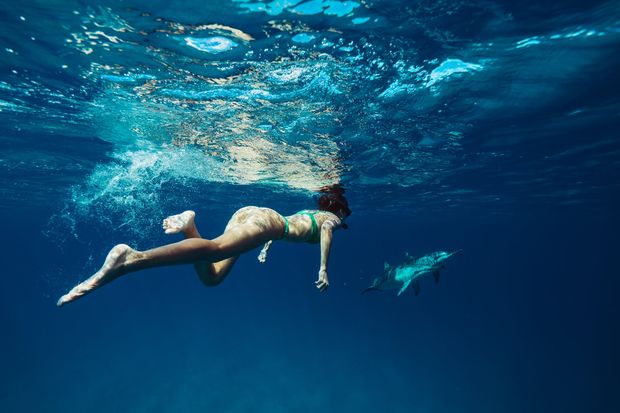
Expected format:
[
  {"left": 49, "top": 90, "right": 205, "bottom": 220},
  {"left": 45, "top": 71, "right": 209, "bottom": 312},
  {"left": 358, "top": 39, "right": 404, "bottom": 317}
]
[{"left": 315, "top": 280, "right": 329, "bottom": 292}]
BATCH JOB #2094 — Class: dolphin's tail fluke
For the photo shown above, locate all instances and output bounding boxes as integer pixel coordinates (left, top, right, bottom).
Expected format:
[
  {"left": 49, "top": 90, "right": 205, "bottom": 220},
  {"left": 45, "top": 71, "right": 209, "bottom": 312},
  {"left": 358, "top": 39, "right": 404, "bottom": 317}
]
[{"left": 361, "top": 286, "right": 381, "bottom": 295}]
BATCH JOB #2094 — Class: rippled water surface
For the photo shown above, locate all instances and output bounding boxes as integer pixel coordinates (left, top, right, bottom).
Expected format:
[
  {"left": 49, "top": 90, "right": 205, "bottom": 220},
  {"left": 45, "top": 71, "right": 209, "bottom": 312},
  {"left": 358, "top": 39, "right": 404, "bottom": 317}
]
[{"left": 2, "top": 0, "right": 618, "bottom": 226}]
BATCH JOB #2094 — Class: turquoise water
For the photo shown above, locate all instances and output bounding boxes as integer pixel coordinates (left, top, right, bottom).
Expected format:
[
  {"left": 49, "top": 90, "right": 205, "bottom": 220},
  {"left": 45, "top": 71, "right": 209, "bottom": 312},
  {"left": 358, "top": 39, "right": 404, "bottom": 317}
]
[{"left": 1, "top": 1, "right": 619, "bottom": 411}]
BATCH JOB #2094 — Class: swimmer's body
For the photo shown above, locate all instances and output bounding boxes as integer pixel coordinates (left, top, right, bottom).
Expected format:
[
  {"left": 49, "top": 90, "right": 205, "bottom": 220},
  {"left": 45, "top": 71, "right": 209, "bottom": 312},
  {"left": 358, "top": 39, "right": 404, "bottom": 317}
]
[{"left": 57, "top": 191, "right": 351, "bottom": 307}]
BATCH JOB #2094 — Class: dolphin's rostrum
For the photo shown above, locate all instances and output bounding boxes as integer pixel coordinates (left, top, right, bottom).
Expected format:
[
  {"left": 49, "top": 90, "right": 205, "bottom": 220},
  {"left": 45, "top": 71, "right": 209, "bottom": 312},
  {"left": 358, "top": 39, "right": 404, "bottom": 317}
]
[{"left": 362, "top": 250, "right": 461, "bottom": 296}]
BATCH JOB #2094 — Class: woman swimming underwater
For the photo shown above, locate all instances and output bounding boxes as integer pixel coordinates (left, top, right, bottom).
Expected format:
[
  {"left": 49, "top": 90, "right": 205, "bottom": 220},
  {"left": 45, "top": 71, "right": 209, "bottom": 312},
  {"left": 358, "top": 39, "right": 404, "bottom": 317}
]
[{"left": 57, "top": 187, "right": 351, "bottom": 306}]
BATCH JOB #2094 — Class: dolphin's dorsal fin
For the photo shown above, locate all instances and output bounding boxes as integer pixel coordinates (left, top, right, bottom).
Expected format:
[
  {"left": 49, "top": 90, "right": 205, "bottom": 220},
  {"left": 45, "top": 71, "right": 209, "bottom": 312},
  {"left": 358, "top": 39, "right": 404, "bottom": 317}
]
[
  {"left": 412, "top": 280, "right": 421, "bottom": 296},
  {"left": 433, "top": 271, "right": 440, "bottom": 284},
  {"left": 397, "top": 279, "right": 412, "bottom": 296},
  {"left": 384, "top": 262, "right": 391, "bottom": 271}
]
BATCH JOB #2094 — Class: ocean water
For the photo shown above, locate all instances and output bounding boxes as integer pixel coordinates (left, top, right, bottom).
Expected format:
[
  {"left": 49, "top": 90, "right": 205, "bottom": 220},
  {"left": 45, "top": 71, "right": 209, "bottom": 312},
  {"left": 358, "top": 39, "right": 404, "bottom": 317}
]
[{"left": 1, "top": 0, "right": 619, "bottom": 412}]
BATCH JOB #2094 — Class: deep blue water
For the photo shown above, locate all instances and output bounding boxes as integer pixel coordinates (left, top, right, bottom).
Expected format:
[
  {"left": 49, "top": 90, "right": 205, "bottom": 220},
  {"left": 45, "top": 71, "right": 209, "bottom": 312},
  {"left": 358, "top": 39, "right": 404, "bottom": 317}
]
[{"left": 1, "top": 0, "right": 619, "bottom": 412}]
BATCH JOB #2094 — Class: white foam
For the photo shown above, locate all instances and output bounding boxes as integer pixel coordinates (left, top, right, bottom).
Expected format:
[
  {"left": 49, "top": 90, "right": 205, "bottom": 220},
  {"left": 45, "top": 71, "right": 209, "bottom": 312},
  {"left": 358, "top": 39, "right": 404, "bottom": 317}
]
[
  {"left": 292, "top": 33, "right": 316, "bottom": 44},
  {"left": 513, "top": 26, "right": 609, "bottom": 49},
  {"left": 426, "top": 59, "right": 483, "bottom": 87},
  {"left": 184, "top": 36, "right": 238, "bottom": 53},
  {"left": 515, "top": 37, "right": 541, "bottom": 48},
  {"left": 240, "top": 0, "right": 360, "bottom": 18},
  {"left": 352, "top": 17, "right": 369, "bottom": 24}
]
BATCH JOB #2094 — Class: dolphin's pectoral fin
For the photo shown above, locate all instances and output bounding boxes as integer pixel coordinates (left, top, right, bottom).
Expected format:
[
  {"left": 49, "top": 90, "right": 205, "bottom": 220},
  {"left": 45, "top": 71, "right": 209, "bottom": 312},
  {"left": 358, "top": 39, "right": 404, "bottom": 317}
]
[
  {"left": 433, "top": 271, "right": 440, "bottom": 284},
  {"left": 397, "top": 280, "right": 412, "bottom": 296},
  {"left": 362, "top": 286, "right": 381, "bottom": 294},
  {"left": 413, "top": 280, "right": 421, "bottom": 296}
]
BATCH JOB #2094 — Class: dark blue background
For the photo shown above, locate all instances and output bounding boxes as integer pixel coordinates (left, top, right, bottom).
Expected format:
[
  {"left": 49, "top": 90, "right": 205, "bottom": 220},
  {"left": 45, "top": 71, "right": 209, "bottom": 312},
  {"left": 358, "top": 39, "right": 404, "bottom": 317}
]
[{"left": 1, "top": 205, "right": 618, "bottom": 412}]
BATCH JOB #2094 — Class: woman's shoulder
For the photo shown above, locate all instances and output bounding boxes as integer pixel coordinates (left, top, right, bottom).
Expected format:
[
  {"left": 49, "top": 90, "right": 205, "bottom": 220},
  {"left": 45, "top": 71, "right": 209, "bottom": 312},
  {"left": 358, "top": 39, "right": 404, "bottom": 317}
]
[
  {"left": 317, "top": 210, "right": 342, "bottom": 226},
  {"left": 293, "top": 209, "right": 341, "bottom": 225}
]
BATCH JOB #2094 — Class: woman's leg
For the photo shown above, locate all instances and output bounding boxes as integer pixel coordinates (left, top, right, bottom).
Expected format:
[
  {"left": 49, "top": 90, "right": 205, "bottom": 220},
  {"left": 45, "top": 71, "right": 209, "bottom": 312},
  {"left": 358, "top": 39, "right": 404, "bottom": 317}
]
[
  {"left": 57, "top": 212, "right": 275, "bottom": 307},
  {"left": 162, "top": 210, "right": 239, "bottom": 286}
]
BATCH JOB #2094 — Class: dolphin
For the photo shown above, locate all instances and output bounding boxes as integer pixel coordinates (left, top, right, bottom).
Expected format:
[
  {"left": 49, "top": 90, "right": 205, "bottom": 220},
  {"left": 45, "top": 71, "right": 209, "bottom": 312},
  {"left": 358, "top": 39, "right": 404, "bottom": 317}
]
[{"left": 362, "top": 250, "right": 461, "bottom": 296}]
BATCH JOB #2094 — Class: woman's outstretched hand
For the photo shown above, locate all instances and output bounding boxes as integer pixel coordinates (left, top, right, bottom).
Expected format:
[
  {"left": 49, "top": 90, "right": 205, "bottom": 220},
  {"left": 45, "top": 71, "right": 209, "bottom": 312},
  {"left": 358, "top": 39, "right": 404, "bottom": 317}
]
[
  {"left": 315, "top": 269, "right": 329, "bottom": 292},
  {"left": 257, "top": 240, "right": 272, "bottom": 263}
]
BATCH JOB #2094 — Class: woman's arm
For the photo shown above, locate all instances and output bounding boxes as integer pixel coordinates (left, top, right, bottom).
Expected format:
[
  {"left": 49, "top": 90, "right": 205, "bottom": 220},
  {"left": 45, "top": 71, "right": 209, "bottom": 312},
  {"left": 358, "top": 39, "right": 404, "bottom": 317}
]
[{"left": 315, "top": 219, "right": 338, "bottom": 292}]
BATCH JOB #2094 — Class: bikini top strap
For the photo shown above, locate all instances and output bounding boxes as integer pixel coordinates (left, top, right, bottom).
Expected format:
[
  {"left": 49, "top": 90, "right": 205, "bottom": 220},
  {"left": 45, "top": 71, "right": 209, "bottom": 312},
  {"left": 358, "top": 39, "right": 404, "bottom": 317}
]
[{"left": 295, "top": 210, "right": 320, "bottom": 243}]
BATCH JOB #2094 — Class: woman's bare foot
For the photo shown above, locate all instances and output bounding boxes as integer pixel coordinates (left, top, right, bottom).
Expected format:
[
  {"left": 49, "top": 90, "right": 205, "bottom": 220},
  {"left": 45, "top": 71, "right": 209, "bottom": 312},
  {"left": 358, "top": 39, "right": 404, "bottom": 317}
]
[
  {"left": 162, "top": 210, "right": 196, "bottom": 235},
  {"left": 57, "top": 244, "right": 133, "bottom": 307}
]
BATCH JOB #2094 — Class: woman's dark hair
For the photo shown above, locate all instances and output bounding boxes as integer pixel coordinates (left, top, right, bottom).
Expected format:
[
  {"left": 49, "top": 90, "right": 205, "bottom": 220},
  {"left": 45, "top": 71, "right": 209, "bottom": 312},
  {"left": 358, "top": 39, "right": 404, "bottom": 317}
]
[{"left": 317, "top": 184, "right": 351, "bottom": 227}]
